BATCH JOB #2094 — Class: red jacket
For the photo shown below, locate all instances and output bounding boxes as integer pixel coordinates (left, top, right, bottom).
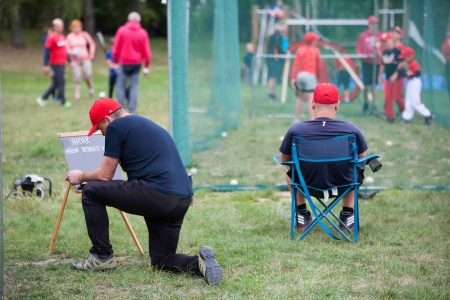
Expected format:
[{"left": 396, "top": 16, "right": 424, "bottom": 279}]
[
  {"left": 356, "top": 29, "right": 382, "bottom": 64},
  {"left": 113, "top": 21, "right": 151, "bottom": 67},
  {"left": 291, "top": 44, "right": 321, "bottom": 81}
]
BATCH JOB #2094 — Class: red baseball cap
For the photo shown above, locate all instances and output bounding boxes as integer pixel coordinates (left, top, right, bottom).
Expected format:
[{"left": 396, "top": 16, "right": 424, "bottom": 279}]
[
  {"left": 304, "top": 32, "right": 320, "bottom": 44},
  {"left": 313, "top": 83, "right": 339, "bottom": 105},
  {"left": 381, "top": 32, "right": 393, "bottom": 41},
  {"left": 87, "top": 98, "right": 122, "bottom": 136},
  {"left": 368, "top": 16, "right": 379, "bottom": 24},
  {"left": 391, "top": 26, "right": 403, "bottom": 36},
  {"left": 399, "top": 47, "right": 415, "bottom": 59}
]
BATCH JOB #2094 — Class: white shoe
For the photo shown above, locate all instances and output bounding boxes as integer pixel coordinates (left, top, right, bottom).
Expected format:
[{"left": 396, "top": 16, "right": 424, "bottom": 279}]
[{"left": 36, "top": 97, "right": 47, "bottom": 108}]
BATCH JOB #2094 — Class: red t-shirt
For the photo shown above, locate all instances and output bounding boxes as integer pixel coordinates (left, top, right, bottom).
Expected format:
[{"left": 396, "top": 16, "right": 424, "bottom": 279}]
[
  {"left": 291, "top": 45, "right": 321, "bottom": 80},
  {"left": 44, "top": 33, "right": 67, "bottom": 65},
  {"left": 356, "top": 29, "right": 382, "bottom": 64},
  {"left": 407, "top": 59, "right": 421, "bottom": 78}
]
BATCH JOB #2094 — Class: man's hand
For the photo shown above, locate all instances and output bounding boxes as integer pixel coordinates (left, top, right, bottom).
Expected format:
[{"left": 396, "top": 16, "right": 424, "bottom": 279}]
[
  {"left": 65, "top": 170, "right": 83, "bottom": 185},
  {"left": 377, "top": 76, "right": 383, "bottom": 85},
  {"left": 42, "top": 66, "right": 50, "bottom": 77},
  {"left": 143, "top": 67, "right": 150, "bottom": 76},
  {"left": 290, "top": 79, "right": 297, "bottom": 91}
]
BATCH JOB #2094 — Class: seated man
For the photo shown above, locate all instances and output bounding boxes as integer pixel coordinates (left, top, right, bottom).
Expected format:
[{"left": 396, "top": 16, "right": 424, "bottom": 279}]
[{"left": 279, "top": 83, "right": 368, "bottom": 230}]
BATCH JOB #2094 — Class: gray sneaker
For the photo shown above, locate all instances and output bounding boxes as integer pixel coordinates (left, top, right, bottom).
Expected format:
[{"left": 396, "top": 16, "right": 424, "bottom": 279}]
[
  {"left": 198, "top": 246, "right": 223, "bottom": 285},
  {"left": 70, "top": 253, "right": 117, "bottom": 271}
]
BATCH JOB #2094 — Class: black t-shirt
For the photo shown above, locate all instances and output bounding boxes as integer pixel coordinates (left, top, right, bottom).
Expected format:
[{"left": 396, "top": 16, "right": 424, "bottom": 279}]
[
  {"left": 267, "top": 30, "right": 285, "bottom": 63},
  {"left": 279, "top": 118, "right": 368, "bottom": 189},
  {"left": 104, "top": 115, "right": 193, "bottom": 196},
  {"left": 381, "top": 47, "right": 402, "bottom": 78}
]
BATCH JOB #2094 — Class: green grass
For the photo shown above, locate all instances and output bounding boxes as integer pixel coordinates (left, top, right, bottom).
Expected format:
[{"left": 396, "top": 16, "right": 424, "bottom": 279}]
[{"left": 1, "top": 38, "right": 450, "bottom": 299}]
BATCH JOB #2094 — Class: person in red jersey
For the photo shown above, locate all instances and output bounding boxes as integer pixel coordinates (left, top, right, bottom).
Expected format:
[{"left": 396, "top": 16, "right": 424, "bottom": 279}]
[
  {"left": 37, "top": 18, "right": 72, "bottom": 108},
  {"left": 390, "top": 26, "right": 406, "bottom": 113},
  {"left": 356, "top": 15, "right": 382, "bottom": 114}
]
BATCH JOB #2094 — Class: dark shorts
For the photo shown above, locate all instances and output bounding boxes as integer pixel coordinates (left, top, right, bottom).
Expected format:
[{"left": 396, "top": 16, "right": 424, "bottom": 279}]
[
  {"left": 361, "top": 62, "right": 380, "bottom": 86},
  {"left": 267, "top": 59, "right": 284, "bottom": 82},
  {"left": 337, "top": 69, "right": 351, "bottom": 89},
  {"left": 287, "top": 167, "right": 364, "bottom": 199}
]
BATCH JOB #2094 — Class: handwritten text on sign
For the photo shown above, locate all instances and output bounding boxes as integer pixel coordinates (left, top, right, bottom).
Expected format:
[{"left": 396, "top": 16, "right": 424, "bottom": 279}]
[{"left": 59, "top": 133, "right": 123, "bottom": 180}]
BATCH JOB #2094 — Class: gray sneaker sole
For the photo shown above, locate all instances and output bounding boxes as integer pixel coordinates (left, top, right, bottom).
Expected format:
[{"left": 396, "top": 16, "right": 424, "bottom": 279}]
[{"left": 199, "top": 246, "right": 223, "bottom": 285}]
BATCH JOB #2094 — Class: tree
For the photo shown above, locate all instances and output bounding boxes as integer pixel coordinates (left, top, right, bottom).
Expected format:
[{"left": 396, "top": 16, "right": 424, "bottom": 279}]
[
  {"left": 84, "top": 0, "right": 95, "bottom": 36},
  {"left": 9, "top": 0, "right": 24, "bottom": 47}
]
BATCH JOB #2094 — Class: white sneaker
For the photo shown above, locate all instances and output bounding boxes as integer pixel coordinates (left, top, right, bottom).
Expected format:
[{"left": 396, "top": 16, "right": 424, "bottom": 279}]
[{"left": 36, "top": 97, "right": 47, "bottom": 108}]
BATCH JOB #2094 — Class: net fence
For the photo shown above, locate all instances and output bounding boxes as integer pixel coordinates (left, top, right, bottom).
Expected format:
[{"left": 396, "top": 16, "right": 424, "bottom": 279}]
[
  {"left": 169, "top": 0, "right": 449, "bottom": 189},
  {"left": 247, "top": 0, "right": 450, "bottom": 125}
]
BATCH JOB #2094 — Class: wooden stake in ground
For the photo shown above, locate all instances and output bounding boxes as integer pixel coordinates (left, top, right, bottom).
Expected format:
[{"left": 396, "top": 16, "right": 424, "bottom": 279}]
[
  {"left": 48, "top": 182, "right": 144, "bottom": 255},
  {"left": 331, "top": 48, "right": 365, "bottom": 90},
  {"left": 281, "top": 50, "right": 291, "bottom": 104}
]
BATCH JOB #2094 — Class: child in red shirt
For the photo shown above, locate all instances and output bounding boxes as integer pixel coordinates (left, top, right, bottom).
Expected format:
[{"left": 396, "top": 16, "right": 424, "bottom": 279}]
[{"left": 378, "top": 32, "right": 405, "bottom": 122}]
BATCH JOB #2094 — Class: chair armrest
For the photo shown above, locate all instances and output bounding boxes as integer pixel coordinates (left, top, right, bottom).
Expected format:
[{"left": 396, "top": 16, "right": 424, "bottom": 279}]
[
  {"left": 357, "top": 154, "right": 380, "bottom": 164},
  {"left": 357, "top": 154, "right": 382, "bottom": 172},
  {"left": 273, "top": 155, "right": 294, "bottom": 166}
]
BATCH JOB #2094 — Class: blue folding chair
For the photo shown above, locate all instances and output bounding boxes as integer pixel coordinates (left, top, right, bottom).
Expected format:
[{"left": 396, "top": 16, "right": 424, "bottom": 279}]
[{"left": 274, "top": 134, "right": 381, "bottom": 242}]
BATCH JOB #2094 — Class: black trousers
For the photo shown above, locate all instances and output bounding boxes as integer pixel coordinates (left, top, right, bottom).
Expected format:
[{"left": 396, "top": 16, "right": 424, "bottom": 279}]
[
  {"left": 82, "top": 180, "right": 199, "bottom": 274},
  {"left": 42, "top": 64, "right": 66, "bottom": 104},
  {"left": 108, "top": 75, "right": 116, "bottom": 98}
]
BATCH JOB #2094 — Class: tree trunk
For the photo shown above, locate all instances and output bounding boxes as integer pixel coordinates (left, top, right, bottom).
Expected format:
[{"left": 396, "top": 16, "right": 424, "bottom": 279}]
[
  {"left": 10, "top": 1, "right": 24, "bottom": 47},
  {"left": 130, "top": 0, "right": 140, "bottom": 12},
  {"left": 0, "top": 0, "right": 4, "bottom": 30},
  {"left": 84, "top": 0, "right": 95, "bottom": 36}
]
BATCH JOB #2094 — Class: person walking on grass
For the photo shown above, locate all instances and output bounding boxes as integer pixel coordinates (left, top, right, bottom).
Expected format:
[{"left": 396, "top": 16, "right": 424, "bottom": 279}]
[
  {"left": 66, "top": 19, "right": 96, "bottom": 101},
  {"left": 397, "top": 47, "right": 434, "bottom": 125},
  {"left": 378, "top": 32, "right": 405, "bottom": 123},
  {"left": 356, "top": 15, "right": 382, "bottom": 115},
  {"left": 290, "top": 32, "right": 321, "bottom": 122},
  {"left": 113, "top": 12, "right": 151, "bottom": 113},
  {"left": 37, "top": 18, "right": 72, "bottom": 108},
  {"left": 64, "top": 98, "right": 223, "bottom": 285},
  {"left": 266, "top": 22, "right": 288, "bottom": 102},
  {"left": 106, "top": 37, "right": 118, "bottom": 98}
]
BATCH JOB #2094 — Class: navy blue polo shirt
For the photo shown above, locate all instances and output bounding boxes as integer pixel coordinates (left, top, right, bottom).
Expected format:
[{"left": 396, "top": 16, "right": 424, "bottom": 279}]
[
  {"left": 279, "top": 117, "right": 368, "bottom": 189},
  {"left": 104, "top": 115, "right": 193, "bottom": 196}
]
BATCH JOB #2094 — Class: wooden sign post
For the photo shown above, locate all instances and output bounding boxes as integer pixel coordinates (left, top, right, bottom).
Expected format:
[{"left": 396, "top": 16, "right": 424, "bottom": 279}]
[{"left": 48, "top": 131, "right": 144, "bottom": 255}]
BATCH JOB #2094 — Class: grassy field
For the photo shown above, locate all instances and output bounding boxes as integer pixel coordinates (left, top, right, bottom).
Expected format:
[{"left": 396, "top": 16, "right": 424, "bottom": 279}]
[{"left": 1, "top": 35, "right": 449, "bottom": 299}]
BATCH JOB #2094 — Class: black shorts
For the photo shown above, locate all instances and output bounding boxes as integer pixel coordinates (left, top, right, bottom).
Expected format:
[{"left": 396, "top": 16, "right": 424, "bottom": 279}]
[
  {"left": 361, "top": 62, "right": 379, "bottom": 85},
  {"left": 337, "top": 69, "right": 351, "bottom": 89},
  {"left": 287, "top": 167, "right": 364, "bottom": 199},
  {"left": 267, "top": 59, "right": 284, "bottom": 82}
]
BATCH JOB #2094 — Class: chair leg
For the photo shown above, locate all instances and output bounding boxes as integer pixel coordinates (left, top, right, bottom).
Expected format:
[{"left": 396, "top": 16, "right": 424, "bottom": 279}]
[{"left": 291, "top": 188, "right": 296, "bottom": 240}]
